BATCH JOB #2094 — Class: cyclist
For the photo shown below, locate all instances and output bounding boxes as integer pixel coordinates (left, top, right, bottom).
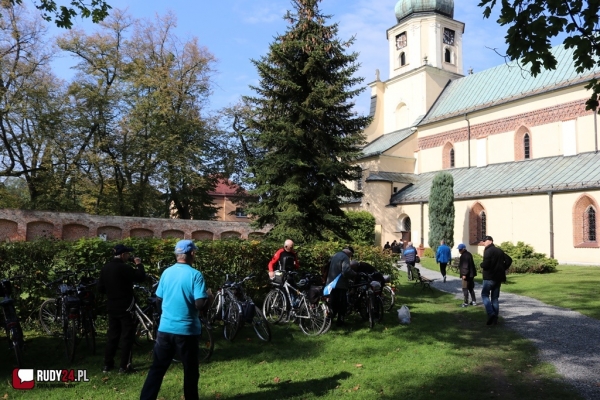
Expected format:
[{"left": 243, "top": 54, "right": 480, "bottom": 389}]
[
  {"left": 140, "top": 239, "right": 210, "bottom": 400},
  {"left": 325, "top": 246, "right": 356, "bottom": 327},
  {"left": 267, "top": 239, "right": 299, "bottom": 279},
  {"left": 98, "top": 244, "right": 145, "bottom": 374}
]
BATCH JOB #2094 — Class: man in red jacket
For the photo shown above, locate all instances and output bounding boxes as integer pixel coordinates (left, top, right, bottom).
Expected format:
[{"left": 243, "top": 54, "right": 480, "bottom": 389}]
[{"left": 268, "top": 239, "right": 299, "bottom": 279}]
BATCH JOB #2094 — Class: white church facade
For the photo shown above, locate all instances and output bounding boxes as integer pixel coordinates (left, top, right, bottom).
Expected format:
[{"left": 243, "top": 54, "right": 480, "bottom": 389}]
[{"left": 345, "top": 0, "right": 600, "bottom": 264}]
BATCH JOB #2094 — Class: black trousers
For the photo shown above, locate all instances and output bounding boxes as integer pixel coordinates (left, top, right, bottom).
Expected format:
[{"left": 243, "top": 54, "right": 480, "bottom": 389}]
[
  {"left": 329, "top": 288, "right": 348, "bottom": 321},
  {"left": 140, "top": 332, "right": 199, "bottom": 400},
  {"left": 104, "top": 311, "right": 135, "bottom": 369},
  {"left": 439, "top": 262, "right": 447, "bottom": 277}
]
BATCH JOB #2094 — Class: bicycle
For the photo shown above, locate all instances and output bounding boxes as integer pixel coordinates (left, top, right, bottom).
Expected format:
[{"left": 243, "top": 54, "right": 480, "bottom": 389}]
[
  {"left": 347, "top": 272, "right": 384, "bottom": 329},
  {"left": 133, "top": 275, "right": 214, "bottom": 363},
  {"left": 39, "top": 270, "right": 97, "bottom": 362},
  {"left": 222, "top": 273, "right": 271, "bottom": 342},
  {"left": 1, "top": 275, "right": 26, "bottom": 367},
  {"left": 207, "top": 273, "right": 242, "bottom": 341},
  {"left": 262, "top": 271, "right": 328, "bottom": 336}
]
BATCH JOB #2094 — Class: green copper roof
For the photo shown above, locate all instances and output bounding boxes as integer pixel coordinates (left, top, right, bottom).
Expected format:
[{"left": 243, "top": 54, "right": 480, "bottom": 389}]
[
  {"left": 360, "top": 127, "right": 415, "bottom": 159},
  {"left": 395, "top": 0, "right": 454, "bottom": 23},
  {"left": 390, "top": 152, "right": 600, "bottom": 204},
  {"left": 420, "top": 45, "right": 600, "bottom": 125}
]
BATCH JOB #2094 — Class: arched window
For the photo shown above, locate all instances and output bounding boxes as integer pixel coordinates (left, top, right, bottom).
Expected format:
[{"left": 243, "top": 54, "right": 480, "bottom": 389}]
[
  {"left": 450, "top": 148, "right": 455, "bottom": 168},
  {"left": 445, "top": 48, "right": 451, "bottom": 63},
  {"left": 585, "top": 206, "right": 596, "bottom": 242},
  {"left": 400, "top": 52, "right": 406, "bottom": 66},
  {"left": 443, "top": 142, "right": 454, "bottom": 169},
  {"left": 524, "top": 133, "right": 530, "bottom": 159},
  {"left": 573, "top": 194, "right": 599, "bottom": 247},
  {"left": 403, "top": 217, "right": 411, "bottom": 232},
  {"left": 479, "top": 211, "right": 487, "bottom": 241},
  {"left": 469, "top": 202, "right": 486, "bottom": 244}
]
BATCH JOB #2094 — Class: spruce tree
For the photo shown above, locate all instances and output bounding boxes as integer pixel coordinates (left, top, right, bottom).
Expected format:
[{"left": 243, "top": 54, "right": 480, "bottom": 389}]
[
  {"left": 244, "top": 0, "right": 369, "bottom": 242},
  {"left": 428, "top": 172, "right": 455, "bottom": 251}
]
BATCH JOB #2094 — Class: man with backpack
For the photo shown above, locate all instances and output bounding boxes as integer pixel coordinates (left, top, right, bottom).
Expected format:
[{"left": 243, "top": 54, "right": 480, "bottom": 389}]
[
  {"left": 324, "top": 246, "right": 356, "bottom": 327},
  {"left": 268, "top": 239, "right": 299, "bottom": 279},
  {"left": 480, "top": 236, "right": 512, "bottom": 326}
]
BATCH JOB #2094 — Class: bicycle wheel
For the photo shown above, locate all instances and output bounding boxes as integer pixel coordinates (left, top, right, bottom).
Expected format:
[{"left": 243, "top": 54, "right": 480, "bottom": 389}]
[
  {"left": 82, "top": 314, "right": 96, "bottom": 355},
  {"left": 320, "top": 302, "right": 333, "bottom": 335},
  {"left": 65, "top": 317, "right": 77, "bottom": 362},
  {"left": 262, "top": 289, "right": 287, "bottom": 324},
  {"left": 382, "top": 285, "right": 395, "bottom": 312},
  {"left": 198, "top": 322, "right": 214, "bottom": 363},
  {"left": 251, "top": 305, "right": 271, "bottom": 342},
  {"left": 298, "top": 300, "right": 326, "bottom": 336},
  {"left": 10, "top": 325, "right": 25, "bottom": 368},
  {"left": 222, "top": 291, "right": 242, "bottom": 342},
  {"left": 39, "top": 299, "right": 62, "bottom": 336}
]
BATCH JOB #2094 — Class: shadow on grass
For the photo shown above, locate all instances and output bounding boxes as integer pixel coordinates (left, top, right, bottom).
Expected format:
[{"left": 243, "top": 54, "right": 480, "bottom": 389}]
[{"left": 228, "top": 371, "right": 352, "bottom": 399}]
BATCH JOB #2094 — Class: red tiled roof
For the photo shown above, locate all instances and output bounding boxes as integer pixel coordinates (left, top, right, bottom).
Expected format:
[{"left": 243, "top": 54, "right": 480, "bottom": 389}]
[{"left": 210, "top": 179, "right": 244, "bottom": 196}]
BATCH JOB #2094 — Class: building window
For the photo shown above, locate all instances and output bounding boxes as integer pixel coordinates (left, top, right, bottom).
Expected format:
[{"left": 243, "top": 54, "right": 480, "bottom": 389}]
[
  {"left": 356, "top": 176, "right": 363, "bottom": 191},
  {"left": 450, "top": 148, "right": 455, "bottom": 168},
  {"left": 235, "top": 207, "right": 247, "bottom": 217},
  {"left": 445, "top": 48, "right": 451, "bottom": 63},
  {"left": 400, "top": 52, "right": 406, "bottom": 66},
  {"left": 585, "top": 206, "right": 596, "bottom": 242},
  {"left": 396, "top": 32, "right": 407, "bottom": 50},
  {"left": 479, "top": 211, "right": 487, "bottom": 241},
  {"left": 443, "top": 142, "right": 454, "bottom": 169},
  {"left": 402, "top": 216, "right": 411, "bottom": 232},
  {"left": 524, "top": 133, "right": 530, "bottom": 159}
]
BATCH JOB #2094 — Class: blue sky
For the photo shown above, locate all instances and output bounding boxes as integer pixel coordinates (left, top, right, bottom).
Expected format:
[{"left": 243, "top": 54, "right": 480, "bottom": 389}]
[{"left": 48, "top": 0, "right": 563, "bottom": 116}]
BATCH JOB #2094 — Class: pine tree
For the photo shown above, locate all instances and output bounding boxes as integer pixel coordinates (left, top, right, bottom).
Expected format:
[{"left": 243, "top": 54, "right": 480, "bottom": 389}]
[
  {"left": 428, "top": 172, "right": 455, "bottom": 250},
  {"left": 244, "top": 0, "right": 369, "bottom": 242}
]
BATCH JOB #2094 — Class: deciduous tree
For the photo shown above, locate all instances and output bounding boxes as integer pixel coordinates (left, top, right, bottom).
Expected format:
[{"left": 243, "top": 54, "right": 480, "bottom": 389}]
[{"left": 479, "top": 0, "right": 600, "bottom": 111}]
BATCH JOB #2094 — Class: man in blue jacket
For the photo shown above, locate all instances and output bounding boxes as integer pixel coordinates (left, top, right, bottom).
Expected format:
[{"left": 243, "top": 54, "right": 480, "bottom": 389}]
[
  {"left": 435, "top": 239, "right": 452, "bottom": 283},
  {"left": 403, "top": 242, "right": 417, "bottom": 280}
]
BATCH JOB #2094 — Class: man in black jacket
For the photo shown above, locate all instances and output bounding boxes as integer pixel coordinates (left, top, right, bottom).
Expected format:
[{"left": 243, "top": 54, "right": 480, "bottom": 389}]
[
  {"left": 325, "top": 246, "right": 356, "bottom": 326},
  {"left": 457, "top": 244, "right": 477, "bottom": 307},
  {"left": 480, "top": 236, "right": 512, "bottom": 325},
  {"left": 98, "top": 244, "right": 146, "bottom": 373}
]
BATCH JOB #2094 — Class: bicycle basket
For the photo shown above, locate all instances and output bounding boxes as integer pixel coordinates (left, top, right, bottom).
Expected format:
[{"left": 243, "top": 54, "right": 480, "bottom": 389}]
[
  {"left": 308, "top": 286, "right": 322, "bottom": 304},
  {"left": 272, "top": 270, "right": 285, "bottom": 286},
  {"left": 241, "top": 300, "right": 255, "bottom": 323}
]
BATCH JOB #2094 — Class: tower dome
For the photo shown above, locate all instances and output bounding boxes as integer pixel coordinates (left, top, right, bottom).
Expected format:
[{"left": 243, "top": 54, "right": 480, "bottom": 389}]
[{"left": 394, "top": 0, "right": 454, "bottom": 23}]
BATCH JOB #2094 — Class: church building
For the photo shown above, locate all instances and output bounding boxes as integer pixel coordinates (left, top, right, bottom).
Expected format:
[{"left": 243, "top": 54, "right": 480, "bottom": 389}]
[{"left": 346, "top": 0, "right": 600, "bottom": 264}]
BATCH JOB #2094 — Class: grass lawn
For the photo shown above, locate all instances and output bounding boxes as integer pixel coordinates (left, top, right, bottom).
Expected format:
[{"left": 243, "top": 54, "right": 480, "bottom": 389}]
[
  {"left": 2, "top": 283, "right": 579, "bottom": 400},
  {"left": 420, "top": 258, "right": 600, "bottom": 320}
]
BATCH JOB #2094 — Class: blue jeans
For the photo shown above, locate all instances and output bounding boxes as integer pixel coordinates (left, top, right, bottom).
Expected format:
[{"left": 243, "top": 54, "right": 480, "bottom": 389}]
[
  {"left": 481, "top": 280, "right": 501, "bottom": 317},
  {"left": 140, "top": 331, "right": 199, "bottom": 400}
]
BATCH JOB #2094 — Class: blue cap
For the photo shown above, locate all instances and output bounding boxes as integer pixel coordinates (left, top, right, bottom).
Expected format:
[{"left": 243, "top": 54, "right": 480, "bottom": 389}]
[
  {"left": 174, "top": 240, "right": 198, "bottom": 254},
  {"left": 457, "top": 243, "right": 466, "bottom": 250}
]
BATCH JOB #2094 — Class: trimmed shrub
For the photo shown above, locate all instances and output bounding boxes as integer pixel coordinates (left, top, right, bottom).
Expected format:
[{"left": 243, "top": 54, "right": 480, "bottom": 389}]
[
  {"left": 497, "top": 241, "right": 557, "bottom": 274},
  {"left": 422, "top": 247, "right": 434, "bottom": 258},
  {"left": 0, "top": 238, "right": 396, "bottom": 323}
]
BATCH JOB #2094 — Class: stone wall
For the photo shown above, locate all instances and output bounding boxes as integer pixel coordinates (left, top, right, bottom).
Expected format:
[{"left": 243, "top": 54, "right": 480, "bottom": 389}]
[{"left": 0, "top": 209, "right": 267, "bottom": 242}]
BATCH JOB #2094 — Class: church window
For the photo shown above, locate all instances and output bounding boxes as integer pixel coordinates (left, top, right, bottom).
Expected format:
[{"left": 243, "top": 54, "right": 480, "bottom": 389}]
[
  {"left": 524, "top": 133, "right": 530, "bottom": 159},
  {"left": 396, "top": 32, "right": 407, "bottom": 50},
  {"left": 479, "top": 211, "right": 487, "bottom": 241},
  {"left": 445, "top": 48, "right": 451, "bottom": 63},
  {"left": 585, "top": 206, "right": 596, "bottom": 242},
  {"left": 403, "top": 216, "right": 411, "bottom": 232},
  {"left": 400, "top": 52, "right": 406, "bottom": 66},
  {"left": 573, "top": 195, "right": 599, "bottom": 247},
  {"left": 450, "top": 148, "right": 455, "bottom": 168},
  {"left": 356, "top": 175, "right": 363, "bottom": 191}
]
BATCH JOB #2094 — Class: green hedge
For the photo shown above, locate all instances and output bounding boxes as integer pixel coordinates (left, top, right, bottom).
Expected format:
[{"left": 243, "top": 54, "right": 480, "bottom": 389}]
[{"left": 0, "top": 238, "right": 398, "bottom": 324}]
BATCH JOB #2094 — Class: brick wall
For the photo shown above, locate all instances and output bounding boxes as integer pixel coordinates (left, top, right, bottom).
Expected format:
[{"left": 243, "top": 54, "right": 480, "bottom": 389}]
[{"left": 0, "top": 209, "right": 268, "bottom": 242}]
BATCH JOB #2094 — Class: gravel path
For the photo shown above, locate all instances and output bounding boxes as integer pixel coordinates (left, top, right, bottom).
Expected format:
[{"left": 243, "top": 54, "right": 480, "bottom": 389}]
[{"left": 398, "top": 263, "right": 600, "bottom": 400}]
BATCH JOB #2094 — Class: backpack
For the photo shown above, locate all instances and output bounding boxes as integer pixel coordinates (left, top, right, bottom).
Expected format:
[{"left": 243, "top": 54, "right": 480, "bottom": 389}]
[
  {"left": 503, "top": 253, "right": 513, "bottom": 270},
  {"left": 279, "top": 254, "right": 296, "bottom": 271}
]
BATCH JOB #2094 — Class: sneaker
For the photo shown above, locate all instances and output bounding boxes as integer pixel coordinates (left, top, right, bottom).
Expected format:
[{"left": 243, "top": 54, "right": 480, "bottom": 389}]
[
  {"left": 102, "top": 365, "right": 113, "bottom": 373},
  {"left": 460, "top": 303, "right": 469, "bottom": 308},
  {"left": 470, "top": 301, "right": 477, "bottom": 306},
  {"left": 118, "top": 366, "right": 137, "bottom": 374}
]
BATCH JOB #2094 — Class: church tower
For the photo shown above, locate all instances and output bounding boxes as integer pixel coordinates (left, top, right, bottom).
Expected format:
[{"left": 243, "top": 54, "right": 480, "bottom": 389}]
[{"left": 364, "top": 0, "right": 464, "bottom": 143}]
